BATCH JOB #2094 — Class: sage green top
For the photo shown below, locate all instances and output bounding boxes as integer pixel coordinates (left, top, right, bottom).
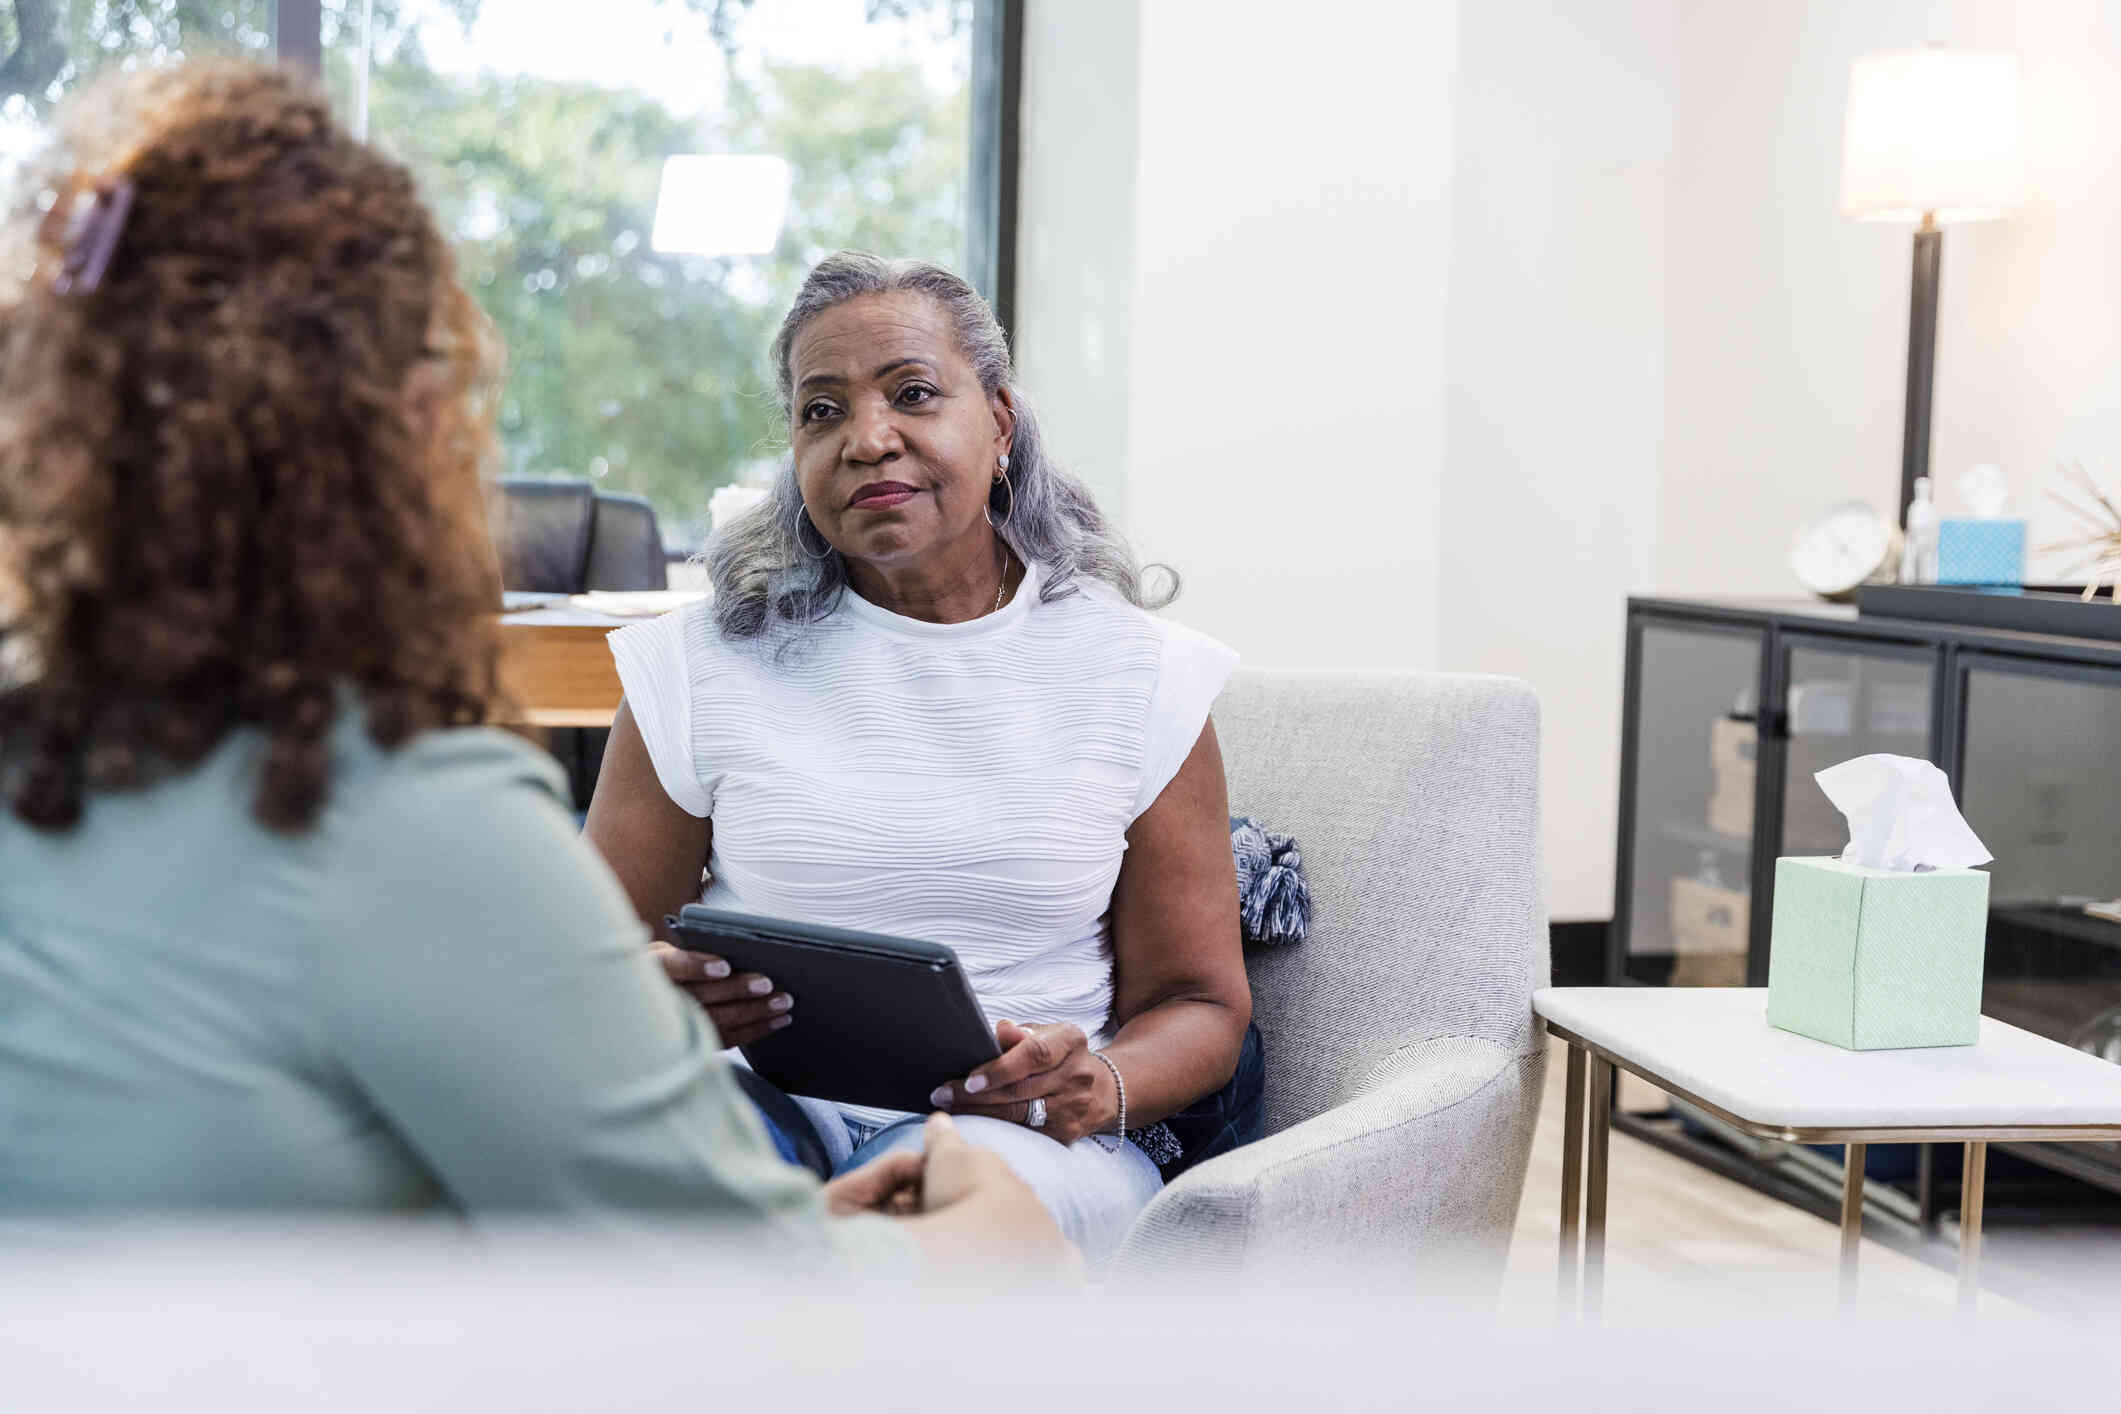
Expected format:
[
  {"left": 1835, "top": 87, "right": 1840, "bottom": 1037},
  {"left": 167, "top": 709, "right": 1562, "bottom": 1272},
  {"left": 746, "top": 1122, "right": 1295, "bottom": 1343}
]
[{"left": 0, "top": 706, "right": 909, "bottom": 1267}]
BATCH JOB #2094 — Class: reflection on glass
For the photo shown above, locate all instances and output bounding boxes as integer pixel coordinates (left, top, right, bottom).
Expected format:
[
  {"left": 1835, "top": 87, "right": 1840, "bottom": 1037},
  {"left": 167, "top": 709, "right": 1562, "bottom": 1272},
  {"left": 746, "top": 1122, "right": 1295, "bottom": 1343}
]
[
  {"left": 1778, "top": 645, "right": 1932, "bottom": 858},
  {"left": 1962, "top": 667, "right": 2121, "bottom": 1038},
  {"left": 326, "top": 0, "right": 975, "bottom": 544},
  {"left": 1624, "top": 624, "right": 1764, "bottom": 986},
  {"left": 650, "top": 155, "right": 793, "bottom": 257},
  {"left": 1961, "top": 665, "right": 2121, "bottom": 1175}
]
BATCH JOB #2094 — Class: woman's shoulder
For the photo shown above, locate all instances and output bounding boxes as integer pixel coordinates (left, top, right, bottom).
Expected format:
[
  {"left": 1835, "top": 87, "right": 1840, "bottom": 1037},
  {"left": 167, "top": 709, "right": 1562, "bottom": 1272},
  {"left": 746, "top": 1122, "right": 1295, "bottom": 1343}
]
[
  {"left": 609, "top": 596, "right": 782, "bottom": 685},
  {"left": 313, "top": 706, "right": 636, "bottom": 935},
  {"left": 1029, "top": 575, "right": 1239, "bottom": 816},
  {"left": 1044, "top": 573, "right": 1237, "bottom": 674},
  {"left": 1111, "top": 599, "right": 1239, "bottom": 818},
  {"left": 606, "top": 596, "right": 705, "bottom": 668},
  {"left": 326, "top": 710, "right": 573, "bottom": 840}
]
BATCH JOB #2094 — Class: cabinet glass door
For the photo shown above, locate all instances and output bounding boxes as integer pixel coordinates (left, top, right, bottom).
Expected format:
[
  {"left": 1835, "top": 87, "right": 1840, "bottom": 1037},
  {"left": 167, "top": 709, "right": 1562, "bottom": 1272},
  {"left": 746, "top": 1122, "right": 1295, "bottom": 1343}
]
[
  {"left": 1777, "top": 639, "right": 1938, "bottom": 859},
  {"left": 1959, "top": 657, "right": 2121, "bottom": 1184},
  {"left": 1621, "top": 621, "right": 1766, "bottom": 985}
]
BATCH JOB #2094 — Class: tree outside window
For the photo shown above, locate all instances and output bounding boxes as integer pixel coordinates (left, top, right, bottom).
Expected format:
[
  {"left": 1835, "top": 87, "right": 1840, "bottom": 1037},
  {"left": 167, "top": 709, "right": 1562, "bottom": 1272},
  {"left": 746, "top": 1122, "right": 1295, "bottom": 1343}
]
[
  {"left": 336, "top": 0, "right": 974, "bottom": 547},
  {"left": 0, "top": 0, "right": 975, "bottom": 548}
]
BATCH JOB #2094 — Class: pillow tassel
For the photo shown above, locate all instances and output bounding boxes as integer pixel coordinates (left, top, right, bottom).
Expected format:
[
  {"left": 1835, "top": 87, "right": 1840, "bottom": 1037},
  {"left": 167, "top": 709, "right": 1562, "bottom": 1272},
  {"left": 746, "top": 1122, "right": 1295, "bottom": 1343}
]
[{"left": 1230, "top": 815, "right": 1311, "bottom": 946}]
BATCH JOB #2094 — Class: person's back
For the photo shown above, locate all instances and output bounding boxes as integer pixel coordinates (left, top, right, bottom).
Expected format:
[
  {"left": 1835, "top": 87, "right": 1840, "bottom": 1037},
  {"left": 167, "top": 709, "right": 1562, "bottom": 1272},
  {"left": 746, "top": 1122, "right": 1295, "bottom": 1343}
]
[
  {"left": 3, "top": 709, "right": 612, "bottom": 1213},
  {"left": 0, "top": 59, "right": 1065, "bottom": 1270},
  {"left": 3, "top": 707, "right": 424, "bottom": 1211}
]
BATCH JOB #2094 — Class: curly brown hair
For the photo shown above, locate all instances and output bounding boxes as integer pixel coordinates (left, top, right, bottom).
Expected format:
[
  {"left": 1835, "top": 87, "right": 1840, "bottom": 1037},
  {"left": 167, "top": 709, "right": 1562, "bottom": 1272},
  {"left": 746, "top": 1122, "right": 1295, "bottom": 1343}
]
[{"left": 0, "top": 60, "right": 507, "bottom": 833}]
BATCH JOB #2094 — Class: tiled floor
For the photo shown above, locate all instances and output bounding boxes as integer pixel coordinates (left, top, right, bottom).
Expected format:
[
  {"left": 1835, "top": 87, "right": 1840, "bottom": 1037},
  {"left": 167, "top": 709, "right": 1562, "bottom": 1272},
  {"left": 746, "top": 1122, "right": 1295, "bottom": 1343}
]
[{"left": 1498, "top": 1038, "right": 2036, "bottom": 1322}]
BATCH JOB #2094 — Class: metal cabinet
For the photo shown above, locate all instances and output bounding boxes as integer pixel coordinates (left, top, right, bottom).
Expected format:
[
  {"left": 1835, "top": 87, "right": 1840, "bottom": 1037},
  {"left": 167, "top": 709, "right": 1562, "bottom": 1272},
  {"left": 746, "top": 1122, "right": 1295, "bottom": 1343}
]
[
  {"left": 1614, "top": 596, "right": 2121, "bottom": 1224},
  {"left": 1615, "top": 620, "right": 1769, "bottom": 988},
  {"left": 1956, "top": 654, "right": 2121, "bottom": 1194},
  {"left": 1613, "top": 608, "right": 1944, "bottom": 991}
]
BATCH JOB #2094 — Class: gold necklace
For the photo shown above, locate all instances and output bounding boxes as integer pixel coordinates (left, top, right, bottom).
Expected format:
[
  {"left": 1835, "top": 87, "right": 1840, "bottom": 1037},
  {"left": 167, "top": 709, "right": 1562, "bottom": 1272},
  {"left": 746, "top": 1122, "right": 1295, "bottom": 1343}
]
[{"left": 991, "top": 546, "right": 1011, "bottom": 616}]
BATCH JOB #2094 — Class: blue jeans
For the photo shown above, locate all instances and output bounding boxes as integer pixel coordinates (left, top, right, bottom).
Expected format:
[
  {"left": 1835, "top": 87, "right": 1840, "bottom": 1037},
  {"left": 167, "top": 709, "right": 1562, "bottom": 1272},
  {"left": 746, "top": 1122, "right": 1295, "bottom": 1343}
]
[
  {"left": 751, "top": 1089, "right": 1163, "bottom": 1266},
  {"left": 1144, "top": 1022, "right": 1266, "bottom": 1181}
]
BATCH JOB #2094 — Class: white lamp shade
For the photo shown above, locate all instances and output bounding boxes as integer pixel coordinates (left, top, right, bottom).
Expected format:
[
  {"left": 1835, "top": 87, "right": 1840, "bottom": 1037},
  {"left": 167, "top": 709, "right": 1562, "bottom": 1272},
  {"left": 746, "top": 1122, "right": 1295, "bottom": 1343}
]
[
  {"left": 650, "top": 155, "right": 793, "bottom": 257},
  {"left": 1840, "top": 49, "right": 2023, "bottom": 224}
]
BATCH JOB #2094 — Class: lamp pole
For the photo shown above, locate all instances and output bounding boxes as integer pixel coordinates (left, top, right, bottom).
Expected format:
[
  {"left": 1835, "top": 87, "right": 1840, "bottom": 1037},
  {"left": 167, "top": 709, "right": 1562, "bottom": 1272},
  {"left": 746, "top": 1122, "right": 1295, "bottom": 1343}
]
[{"left": 1899, "top": 211, "right": 1941, "bottom": 529}]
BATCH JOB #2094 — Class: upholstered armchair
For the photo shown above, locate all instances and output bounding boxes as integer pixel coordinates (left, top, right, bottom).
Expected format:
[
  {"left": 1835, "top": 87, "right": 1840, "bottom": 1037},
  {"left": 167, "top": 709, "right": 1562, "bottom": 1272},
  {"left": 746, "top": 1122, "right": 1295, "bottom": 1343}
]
[{"left": 1115, "top": 670, "right": 1549, "bottom": 1290}]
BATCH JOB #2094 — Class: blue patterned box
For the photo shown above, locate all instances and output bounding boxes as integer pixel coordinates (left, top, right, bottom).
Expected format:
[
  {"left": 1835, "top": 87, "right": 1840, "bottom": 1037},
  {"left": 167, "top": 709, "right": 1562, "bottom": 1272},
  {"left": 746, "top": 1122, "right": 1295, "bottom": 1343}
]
[
  {"left": 1766, "top": 857, "right": 1990, "bottom": 1050},
  {"left": 1936, "top": 517, "right": 2026, "bottom": 586}
]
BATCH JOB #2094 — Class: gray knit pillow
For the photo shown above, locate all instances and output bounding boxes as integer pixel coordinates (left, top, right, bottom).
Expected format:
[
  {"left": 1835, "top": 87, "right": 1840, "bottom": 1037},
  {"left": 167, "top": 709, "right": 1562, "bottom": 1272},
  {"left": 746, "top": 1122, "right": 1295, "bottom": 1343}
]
[{"left": 1230, "top": 816, "right": 1310, "bottom": 946}]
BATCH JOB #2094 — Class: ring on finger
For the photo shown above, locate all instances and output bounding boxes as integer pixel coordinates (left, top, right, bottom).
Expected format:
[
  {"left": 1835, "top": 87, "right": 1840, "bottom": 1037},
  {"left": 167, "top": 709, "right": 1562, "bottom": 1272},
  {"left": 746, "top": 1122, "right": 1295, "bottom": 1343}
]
[{"left": 1025, "top": 1097, "right": 1047, "bottom": 1129}]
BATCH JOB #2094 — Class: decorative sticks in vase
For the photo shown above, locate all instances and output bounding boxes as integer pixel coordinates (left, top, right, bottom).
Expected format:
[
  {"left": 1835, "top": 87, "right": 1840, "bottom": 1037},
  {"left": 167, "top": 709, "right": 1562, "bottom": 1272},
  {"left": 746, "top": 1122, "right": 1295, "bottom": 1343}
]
[{"left": 2042, "top": 460, "right": 2121, "bottom": 602}]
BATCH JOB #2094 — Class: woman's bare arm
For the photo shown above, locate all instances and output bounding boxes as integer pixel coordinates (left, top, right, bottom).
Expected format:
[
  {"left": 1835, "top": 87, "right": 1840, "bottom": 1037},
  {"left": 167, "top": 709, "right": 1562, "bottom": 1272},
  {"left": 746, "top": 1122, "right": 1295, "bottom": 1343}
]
[
  {"left": 584, "top": 701, "right": 790, "bottom": 1046},
  {"left": 1101, "top": 717, "right": 1253, "bottom": 1126},
  {"left": 583, "top": 700, "right": 711, "bottom": 940}
]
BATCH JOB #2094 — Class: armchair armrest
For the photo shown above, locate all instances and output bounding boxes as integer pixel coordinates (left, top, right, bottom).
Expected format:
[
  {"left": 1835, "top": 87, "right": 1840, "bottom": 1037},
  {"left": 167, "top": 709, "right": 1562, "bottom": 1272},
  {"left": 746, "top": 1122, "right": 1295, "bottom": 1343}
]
[{"left": 1112, "top": 1036, "right": 1545, "bottom": 1285}]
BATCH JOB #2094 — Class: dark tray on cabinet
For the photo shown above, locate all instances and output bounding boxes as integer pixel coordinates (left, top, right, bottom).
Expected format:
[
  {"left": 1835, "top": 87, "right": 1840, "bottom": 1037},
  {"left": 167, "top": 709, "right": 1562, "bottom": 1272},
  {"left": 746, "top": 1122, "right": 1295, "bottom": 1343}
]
[{"left": 1858, "top": 584, "right": 2121, "bottom": 642}]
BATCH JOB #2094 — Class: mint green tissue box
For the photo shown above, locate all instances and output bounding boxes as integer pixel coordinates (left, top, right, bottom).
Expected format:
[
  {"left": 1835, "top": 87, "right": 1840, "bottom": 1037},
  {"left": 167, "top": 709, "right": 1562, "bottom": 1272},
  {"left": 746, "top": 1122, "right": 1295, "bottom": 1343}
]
[{"left": 1766, "top": 857, "right": 1990, "bottom": 1050}]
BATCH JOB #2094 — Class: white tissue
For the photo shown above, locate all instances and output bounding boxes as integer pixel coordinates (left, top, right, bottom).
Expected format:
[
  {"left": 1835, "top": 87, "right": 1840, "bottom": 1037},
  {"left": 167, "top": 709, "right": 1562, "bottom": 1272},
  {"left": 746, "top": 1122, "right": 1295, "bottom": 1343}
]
[
  {"left": 1815, "top": 754, "right": 1992, "bottom": 872},
  {"left": 1960, "top": 463, "right": 2009, "bottom": 518}
]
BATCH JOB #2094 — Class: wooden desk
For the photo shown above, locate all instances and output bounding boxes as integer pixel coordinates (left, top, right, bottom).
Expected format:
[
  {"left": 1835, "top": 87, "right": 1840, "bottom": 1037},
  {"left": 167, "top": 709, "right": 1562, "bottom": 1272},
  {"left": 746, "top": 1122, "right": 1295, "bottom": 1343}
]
[{"left": 499, "top": 602, "right": 682, "bottom": 727}]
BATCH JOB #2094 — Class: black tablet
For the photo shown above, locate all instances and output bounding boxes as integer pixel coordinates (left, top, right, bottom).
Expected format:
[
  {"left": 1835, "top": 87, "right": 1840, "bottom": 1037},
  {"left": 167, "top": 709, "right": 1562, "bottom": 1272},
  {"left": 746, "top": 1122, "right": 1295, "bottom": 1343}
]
[{"left": 665, "top": 905, "right": 1002, "bottom": 1113}]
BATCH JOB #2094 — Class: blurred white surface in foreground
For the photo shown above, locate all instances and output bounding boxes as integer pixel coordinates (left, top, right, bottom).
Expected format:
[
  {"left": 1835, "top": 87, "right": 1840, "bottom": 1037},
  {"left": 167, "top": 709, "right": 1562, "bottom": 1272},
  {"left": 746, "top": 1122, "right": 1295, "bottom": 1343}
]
[{"left": 5, "top": 1223, "right": 2119, "bottom": 1411}]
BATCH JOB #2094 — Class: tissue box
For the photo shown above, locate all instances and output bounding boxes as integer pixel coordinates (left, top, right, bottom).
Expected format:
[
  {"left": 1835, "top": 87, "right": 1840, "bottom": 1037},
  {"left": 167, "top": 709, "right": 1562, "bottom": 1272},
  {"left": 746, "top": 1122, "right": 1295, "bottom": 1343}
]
[
  {"left": 1936, "top": 518, "right": 2026, "bottom": 586},
  {"left": 1766, "top": 856, "right": 1990, "bottom": 1050}
]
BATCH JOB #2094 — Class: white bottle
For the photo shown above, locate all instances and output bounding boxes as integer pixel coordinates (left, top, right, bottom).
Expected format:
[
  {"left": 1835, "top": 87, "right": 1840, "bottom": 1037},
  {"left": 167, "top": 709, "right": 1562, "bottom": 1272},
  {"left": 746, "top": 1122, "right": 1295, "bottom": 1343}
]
[{"left": 1900, "top": 476, "right": 1939, "bottom": 584}]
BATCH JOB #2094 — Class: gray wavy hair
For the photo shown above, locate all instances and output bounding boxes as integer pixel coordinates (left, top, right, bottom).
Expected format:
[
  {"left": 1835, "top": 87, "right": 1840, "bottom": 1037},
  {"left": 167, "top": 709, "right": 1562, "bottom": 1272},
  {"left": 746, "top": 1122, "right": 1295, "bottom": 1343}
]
[{"left": 705, "top": 251, "right": 1176, "bottom": 640}]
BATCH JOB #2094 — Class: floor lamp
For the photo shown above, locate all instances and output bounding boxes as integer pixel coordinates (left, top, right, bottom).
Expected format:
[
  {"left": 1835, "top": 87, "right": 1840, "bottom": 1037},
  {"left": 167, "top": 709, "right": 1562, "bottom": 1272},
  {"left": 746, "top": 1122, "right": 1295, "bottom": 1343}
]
[{"left": 1839, "top": 47, "right": 2023, "bottom": 530}]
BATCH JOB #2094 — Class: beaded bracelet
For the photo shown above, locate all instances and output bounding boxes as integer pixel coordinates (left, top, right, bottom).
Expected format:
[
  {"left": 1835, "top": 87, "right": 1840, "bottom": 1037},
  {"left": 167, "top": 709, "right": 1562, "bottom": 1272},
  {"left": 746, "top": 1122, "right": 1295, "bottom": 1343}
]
[{"left": 1088, "top": 1049, "right": 1126, "bottom": 1152}]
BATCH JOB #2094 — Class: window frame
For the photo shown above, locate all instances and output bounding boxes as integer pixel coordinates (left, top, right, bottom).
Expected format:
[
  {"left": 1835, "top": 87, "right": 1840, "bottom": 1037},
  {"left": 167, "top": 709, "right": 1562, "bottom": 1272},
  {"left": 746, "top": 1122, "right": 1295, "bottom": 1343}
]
[
  {"left": 966, "top": 0, "right": 1022, "bottom": 342},
  {"left": 272, "top": 1, "right": 323, "bottom": 70}
]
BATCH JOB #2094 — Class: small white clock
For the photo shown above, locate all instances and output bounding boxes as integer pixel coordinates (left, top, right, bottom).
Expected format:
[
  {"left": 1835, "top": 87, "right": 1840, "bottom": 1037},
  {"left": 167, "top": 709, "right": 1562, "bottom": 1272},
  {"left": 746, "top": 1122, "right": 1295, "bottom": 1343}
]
[{"left": 1791, "top": 501, "right": 1900, "bottom": 602}]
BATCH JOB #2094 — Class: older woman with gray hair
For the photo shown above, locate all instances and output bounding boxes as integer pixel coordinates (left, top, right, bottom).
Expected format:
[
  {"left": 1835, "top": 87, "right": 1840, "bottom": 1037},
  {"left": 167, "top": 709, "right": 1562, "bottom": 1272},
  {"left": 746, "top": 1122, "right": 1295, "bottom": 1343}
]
[{"left": 585, "top": 252, "right": 1251, "bottom": 1261}]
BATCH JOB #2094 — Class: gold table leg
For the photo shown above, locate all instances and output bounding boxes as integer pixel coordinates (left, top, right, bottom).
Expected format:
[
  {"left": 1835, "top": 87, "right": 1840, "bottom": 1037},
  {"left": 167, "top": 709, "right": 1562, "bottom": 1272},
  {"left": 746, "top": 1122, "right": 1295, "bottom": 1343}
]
[
  {"left": 1959, "top": 1140, "right": 1987, "bottom": 1315},
  {"left": 1839, "top": 1142, "right": 1866, "bottom": 1307},
  {"left": 1585, "top": 1054, "right": 1613, "bottom": 1322},
  {"left": 1558, "top": 1043, "right": 1586, "bottom": 1311}
]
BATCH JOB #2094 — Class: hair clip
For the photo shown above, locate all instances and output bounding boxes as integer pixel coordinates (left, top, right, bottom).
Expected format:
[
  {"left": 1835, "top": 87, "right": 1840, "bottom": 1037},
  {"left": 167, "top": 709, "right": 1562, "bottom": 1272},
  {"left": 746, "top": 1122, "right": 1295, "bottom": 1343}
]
[{"left": 51, "top": 177, "right": 136, "bottom": 297}]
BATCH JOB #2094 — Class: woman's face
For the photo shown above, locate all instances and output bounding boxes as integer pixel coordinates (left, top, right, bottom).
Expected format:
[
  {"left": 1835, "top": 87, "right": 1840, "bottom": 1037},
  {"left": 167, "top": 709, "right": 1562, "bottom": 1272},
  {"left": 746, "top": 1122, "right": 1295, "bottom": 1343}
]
[{"left": 787, "top": 292, "right": 1014, "bottom": 572}]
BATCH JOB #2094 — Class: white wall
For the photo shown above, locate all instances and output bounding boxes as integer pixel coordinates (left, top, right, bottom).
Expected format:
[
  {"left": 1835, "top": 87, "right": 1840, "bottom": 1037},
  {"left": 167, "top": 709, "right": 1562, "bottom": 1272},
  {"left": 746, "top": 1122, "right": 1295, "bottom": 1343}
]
[
  {"left": 1120, "top": 0, "right": 1461, "bottom": 672},
  {"left": 1662, "top": 0, "right": 2121, "bottom": 593},
  {"left": 1439, "top": 0, "right": 1674, "bottom": 921},
  {"left": 1012, "top": 0, "right": 2121, "bottom": 924},
  {"left": 1015, "top": 0, "right": 1669, "bottom": 920}
]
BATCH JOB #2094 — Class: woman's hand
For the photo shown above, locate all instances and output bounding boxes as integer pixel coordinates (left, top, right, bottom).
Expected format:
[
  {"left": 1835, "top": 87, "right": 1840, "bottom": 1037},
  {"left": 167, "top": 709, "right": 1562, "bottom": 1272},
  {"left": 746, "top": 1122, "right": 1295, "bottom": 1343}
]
[
  {"left": 929, "top": 1020, "right": 1115, "bottom": 1146},
  {"left": 650, "top": 942, "right": 793, "bottom": 1047},
  {"left": 822, "top": 1151, "right": 924, "bottom": 1217},
  {"left": 897, "top": 1114, "right": 1080, "bottom": 1277},
  {"left": 822, "top": 1115, "right": 1078, "bottom": 1277}
]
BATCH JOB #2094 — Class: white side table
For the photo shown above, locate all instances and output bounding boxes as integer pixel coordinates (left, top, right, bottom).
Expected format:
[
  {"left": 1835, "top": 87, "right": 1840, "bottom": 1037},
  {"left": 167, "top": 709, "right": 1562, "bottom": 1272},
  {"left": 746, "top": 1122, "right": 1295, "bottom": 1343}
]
[{"left": 1534, "top": 987, "right": 2121, "bottom": 1315}]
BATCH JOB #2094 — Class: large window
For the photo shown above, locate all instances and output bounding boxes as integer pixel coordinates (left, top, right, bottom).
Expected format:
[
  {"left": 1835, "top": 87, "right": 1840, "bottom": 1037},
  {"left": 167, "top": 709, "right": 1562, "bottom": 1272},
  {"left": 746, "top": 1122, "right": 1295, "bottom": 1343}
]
[
  {"left": 328, "top": 0, "right": 978, "bottom": 545},
  {"left": 0, "top": 0, "right": 999, "bottom": 549}
]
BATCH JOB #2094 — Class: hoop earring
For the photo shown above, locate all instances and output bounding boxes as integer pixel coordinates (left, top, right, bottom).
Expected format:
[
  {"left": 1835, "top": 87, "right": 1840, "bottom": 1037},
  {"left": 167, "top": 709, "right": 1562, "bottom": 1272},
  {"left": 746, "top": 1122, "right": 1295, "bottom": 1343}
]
[
  {"left": 794, "top": 509, "right": 835, "bottom": 561},
  {"left": 986, "top": 472, "right": 1014, "bottom": 530}
]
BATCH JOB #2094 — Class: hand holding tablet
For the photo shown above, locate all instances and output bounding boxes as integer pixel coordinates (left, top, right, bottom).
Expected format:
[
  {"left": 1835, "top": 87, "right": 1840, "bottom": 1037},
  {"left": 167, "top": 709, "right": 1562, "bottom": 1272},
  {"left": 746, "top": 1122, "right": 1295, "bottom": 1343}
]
[
  {"left": 649, "top": 941, "right": 793, "bottom": 1047},
  {"left": 664, "top": 906, "right": 1002, "bottom": 1114}
]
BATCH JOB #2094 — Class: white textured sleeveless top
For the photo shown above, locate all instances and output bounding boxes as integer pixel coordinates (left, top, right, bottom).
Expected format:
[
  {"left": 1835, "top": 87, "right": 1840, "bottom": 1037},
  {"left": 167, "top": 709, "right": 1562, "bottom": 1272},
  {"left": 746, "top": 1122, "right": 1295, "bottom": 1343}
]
[{"left": 607, "top": 560, "right": 1237, "bottom": 1127}]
